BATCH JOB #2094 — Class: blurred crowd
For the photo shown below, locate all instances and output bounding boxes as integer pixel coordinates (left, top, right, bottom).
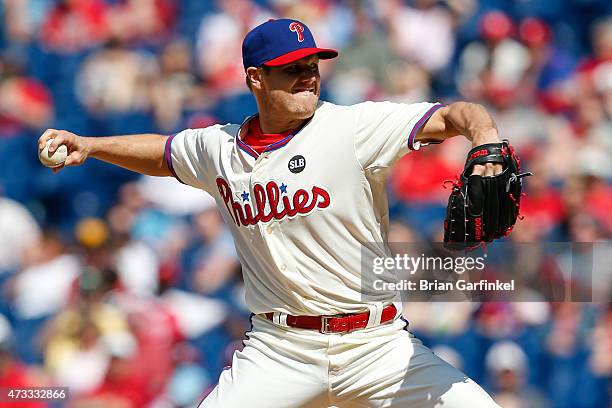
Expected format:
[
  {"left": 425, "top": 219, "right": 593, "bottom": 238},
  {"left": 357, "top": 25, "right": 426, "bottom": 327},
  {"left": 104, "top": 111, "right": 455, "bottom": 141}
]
[{"left": 0, "top": 0, "right": 611, "bottom": 407}]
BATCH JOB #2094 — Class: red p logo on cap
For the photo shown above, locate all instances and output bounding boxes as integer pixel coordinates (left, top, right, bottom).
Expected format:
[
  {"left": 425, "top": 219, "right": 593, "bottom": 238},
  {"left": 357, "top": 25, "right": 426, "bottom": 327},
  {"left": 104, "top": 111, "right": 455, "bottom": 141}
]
[
  {"left": 242, "top": 18, "right": 338, "bottom": 70},
  {"left": 289, "top": 22, "right": 305, "bottom": 42}
]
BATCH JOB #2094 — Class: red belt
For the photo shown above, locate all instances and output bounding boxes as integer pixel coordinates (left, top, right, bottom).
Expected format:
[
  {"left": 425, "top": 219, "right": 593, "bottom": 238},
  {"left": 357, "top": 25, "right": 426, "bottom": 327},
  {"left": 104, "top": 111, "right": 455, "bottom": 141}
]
[{"left": 263, "top": 304, "right": 397, "bottom": 334}]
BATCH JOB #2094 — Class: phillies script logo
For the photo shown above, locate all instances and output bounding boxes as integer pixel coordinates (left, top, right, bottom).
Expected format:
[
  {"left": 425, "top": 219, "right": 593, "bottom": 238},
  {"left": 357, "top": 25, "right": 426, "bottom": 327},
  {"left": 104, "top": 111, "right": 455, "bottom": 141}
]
[
  {"left": 216, "top": 177, "right": 330, "bottom": 226},
  {"left": 289, "top": 22, "right": 305, "bottom": 42}
]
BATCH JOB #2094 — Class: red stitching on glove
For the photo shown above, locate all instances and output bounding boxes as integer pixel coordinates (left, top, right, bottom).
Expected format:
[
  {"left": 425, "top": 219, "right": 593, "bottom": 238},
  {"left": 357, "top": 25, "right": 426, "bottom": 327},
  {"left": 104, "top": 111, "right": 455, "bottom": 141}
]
[{"left": 442, "top": 176, "right": 462, "bottom": 189}]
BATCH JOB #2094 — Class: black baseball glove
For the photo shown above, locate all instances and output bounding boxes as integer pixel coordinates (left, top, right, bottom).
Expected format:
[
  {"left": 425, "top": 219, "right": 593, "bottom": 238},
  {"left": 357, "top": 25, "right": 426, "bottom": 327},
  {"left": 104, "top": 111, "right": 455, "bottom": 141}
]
[{"left": 443, "top": 140, "right": 532, "bottom": 250}]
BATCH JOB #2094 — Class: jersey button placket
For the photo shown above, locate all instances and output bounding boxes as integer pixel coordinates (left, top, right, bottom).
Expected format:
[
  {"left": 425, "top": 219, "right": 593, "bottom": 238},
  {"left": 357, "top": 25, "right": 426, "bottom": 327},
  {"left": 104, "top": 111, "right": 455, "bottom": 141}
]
[
  {"left": 249, "top": 153, "right": 268, "bottom": 184},
  {"left": 251, "top": 153, "right": 270, "bottom": 238}
]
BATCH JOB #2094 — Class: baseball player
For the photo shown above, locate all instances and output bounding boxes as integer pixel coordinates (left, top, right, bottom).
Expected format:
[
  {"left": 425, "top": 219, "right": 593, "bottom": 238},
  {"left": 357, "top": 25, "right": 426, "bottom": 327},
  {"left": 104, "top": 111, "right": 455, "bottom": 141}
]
[{"left": 39, "top": 19, "right": 504, "bottom": 408}]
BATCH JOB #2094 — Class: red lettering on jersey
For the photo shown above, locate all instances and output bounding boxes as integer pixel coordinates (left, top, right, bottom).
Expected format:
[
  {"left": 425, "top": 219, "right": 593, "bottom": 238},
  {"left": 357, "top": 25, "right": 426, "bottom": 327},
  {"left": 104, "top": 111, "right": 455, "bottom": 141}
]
[
  {"left": 289, "top": 22, "right": 305, "bottom": 42},
  {"left": 216, "top": 177, "right": 331, "bottom": 226},
  {"left": 293, "top": 189, "right": 310, "bottom": 212},
  {"left": 283, "top": 195, "right": 297, "bottom": 218},
  {"left": 252, "top": 184, "right": 271, "bottom": 223},
  {"left": 313, "top": 186, "right": 331, "bottom": 208},
  {"left": 217, "top": 178, "right": 236, "bottom": 223},
  {"left": 267, "top": 182, "right": 283, "bottom": 218}
]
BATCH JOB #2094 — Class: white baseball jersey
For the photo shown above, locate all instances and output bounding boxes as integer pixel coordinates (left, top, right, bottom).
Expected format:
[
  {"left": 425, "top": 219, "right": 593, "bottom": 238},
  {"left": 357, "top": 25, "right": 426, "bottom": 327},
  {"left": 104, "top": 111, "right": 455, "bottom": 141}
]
[{"left": 165, "top": 100, "right": 442, "bottom": 316}]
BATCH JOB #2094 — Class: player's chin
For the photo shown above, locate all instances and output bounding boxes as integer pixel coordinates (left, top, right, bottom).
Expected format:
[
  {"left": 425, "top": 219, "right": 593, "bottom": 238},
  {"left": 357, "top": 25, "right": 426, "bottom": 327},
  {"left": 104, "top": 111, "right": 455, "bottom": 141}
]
[{"left": 291, "top": 93, "right": 319, "bottom": 117}]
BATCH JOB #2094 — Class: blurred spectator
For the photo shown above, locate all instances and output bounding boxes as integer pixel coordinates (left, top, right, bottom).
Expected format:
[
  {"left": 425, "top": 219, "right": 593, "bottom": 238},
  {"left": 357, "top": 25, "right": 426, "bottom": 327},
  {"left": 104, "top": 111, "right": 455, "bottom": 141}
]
[
  {"left": 0, "top": 314, "right": 46, "bottom": 408},
  {"left": 41, "top": 266, "right": 127, "bottom": 375},
  {"left": 191, "top": 208, "right": 239, "bottom": 295},
  {"left": 555, "top": 214, "right": 612, "bottom": 302},
  {"left": 328, "top": 5, "right": 395, "bottom": 104},
  {"left": 103, "top": 182, "right": 189, "bottom": 297},
  {"left": 106, "top": 182, "right": 148, "bottom": 237},
  {"left": 486, "top": 340, "right": 550, "bottom": 407},
  {"left": 387, "top": 220, "right": 420, "bottom": 257},
  {"left": 51, "top": 319, "right": 110, "bottom": 396},
  {"left": 570, "top": 90, "right": 609, "bottom": 140},
  {"left": 476, "top": 303, "right": 522, "bottom": 340},
  {"left": 380, "top": 0, "right": 457, "bottom": 73},
  {"left": 75, "top": 37, "right": 157, "bottom": 116},
  {"left": 457, "top": 10, "right": 531, "bottom": 104},
  {"left": 562, "top": 172, "right": 612, "bottom": 236},
  {"left": 149, "top": 342, "right": 211, "bottom": 407},
  {"left": 0, "top": 52, "right": 54, "bottom": 136},
  {"left": 106, "top": 0, "right": 177, "bottom": 45},
  {"left": 70, "top": 331, "right": 146, "bottom": 408},
  {"left": 195, "top": 0, "right": 272, "bottom": 95},
  {"left": 163, "top": 361, "right": 211, "bottom": 407},
  {"left": 526, "top": 117, "right": 577, "bottom": 183},
  {"left": 383, "top": 61, "right": 432, "bottom": 103},
  {"left": 2, "top": 229, "right": 80, "bottom": 364},
  {"left": 517, "top": 17, "right": 578, "bottom": 114},
  {"left": 546, "top": 302, "right": 583, "bottom": 355},
  {"left": 111, "top": 291, "right": 182, "bottom": 401},
  {"left": 389, "top": 139, "right": 464, "bottom": 205},
  {"left": 136, "top": 175, "right": 217, "bottom": 216},
  {"left": 519, "top": 160, "right": 566, "bottom": 239},
  {"left": 149, "top": 39, "right": 204, "bottom": 133},
  {"left": 577, "top": 17, "right": 612, "bottom": 96},
  {"left": 7, "top": 230, "right": 80, "bottom": 320},
  {"left": 502, "top": 238, "right": 568, "bottom": 302},
  {"left": 40, "top": 0, "right": 109, "bottom": 53},
  {"left": 131, "top": 210, "right": 189, "bottom": 294},
  {"left": 73, "top": 218, "right": 117, "bottom": 275},
  {"left": 101, "top": 200, "right": 154, "bottom": 296},
  {"left": 588, "top": 304, "right": 612, "bottom": 377},
  {"left": 2, "top": 0, "right": 54, "bottom": 45},
  {"left": 0, "top": 196, "right": 41, "bottom": 272},
  {"left": 485, "top": 91, "right": 552, "bottom": 152},
  {"left": 543, "top": 303, "right": 610, "bottom": 408},
  {"left": 160, "top": 289, "right": 229, "bottom": 340}
]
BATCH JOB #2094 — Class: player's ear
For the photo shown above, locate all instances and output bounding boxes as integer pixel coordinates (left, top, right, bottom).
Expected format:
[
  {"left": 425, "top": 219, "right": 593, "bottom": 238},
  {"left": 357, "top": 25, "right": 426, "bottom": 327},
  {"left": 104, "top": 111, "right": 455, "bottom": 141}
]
[{"left": 246, "top": 67, "right": 263, "bottom": 91}]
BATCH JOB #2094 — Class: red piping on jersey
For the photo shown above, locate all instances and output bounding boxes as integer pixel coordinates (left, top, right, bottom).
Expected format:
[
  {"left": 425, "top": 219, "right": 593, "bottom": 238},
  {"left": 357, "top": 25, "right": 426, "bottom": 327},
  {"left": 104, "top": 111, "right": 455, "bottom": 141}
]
[
  {"left": 237, "top": 138, "right": 260, "bottom": 159},
  {"left": 241, "top": 117, "right": 295, "bottom": 156},
  {"left": 407, "top": 104, "right": 443, "bottom": 151},
  {"left": 164, "top": 133, "right": 186, "bottom": 185},
  {"left": 236, "top": 115, "right": 310, "bottom": 158}
]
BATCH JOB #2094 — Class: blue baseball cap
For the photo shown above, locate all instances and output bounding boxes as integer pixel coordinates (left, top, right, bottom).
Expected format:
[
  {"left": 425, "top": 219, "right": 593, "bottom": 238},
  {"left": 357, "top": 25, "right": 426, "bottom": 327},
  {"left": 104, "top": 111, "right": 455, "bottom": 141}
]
[{"left": 242, "top": 19, "right": 338, "bottom": 70}]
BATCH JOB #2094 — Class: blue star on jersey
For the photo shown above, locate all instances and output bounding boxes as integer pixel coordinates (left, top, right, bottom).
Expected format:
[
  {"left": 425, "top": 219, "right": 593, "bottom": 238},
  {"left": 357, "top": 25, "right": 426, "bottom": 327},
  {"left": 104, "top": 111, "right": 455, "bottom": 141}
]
[
  {"left": 241, "top": 191, "right": 250, "bottom": 201},
  {"left": 280, "top": 183, "right": 288, "bottom": 194}
]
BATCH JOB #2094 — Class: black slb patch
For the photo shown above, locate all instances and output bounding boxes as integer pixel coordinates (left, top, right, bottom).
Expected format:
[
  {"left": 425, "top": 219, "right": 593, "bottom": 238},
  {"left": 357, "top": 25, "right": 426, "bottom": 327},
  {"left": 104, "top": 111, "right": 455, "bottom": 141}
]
[{"left": 288, "top": 155, "right": 306, "bottom": 173}]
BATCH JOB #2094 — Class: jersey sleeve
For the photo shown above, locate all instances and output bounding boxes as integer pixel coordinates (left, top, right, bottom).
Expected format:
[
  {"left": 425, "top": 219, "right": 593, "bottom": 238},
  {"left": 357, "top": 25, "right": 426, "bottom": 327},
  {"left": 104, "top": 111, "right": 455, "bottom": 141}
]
[
  {"left": 164, "top": 127, "right": 219, "bottom": 192},
  {"left": 354, "top": 101, "right": 442, "bottom": 170}
]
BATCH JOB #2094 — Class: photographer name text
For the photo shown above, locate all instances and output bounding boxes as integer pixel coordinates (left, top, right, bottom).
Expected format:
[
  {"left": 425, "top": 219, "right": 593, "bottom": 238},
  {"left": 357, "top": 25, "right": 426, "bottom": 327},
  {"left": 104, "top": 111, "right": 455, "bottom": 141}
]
[{"left": 373, "top": 279, "right": 515, "bottom": 292}]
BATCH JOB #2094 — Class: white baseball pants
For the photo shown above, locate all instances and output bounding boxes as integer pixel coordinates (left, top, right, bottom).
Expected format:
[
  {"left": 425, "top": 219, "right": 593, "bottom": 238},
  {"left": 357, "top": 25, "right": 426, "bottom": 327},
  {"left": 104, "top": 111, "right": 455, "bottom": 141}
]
[{"left": 200, "top": 315, "right": 500, "bottom": 407}]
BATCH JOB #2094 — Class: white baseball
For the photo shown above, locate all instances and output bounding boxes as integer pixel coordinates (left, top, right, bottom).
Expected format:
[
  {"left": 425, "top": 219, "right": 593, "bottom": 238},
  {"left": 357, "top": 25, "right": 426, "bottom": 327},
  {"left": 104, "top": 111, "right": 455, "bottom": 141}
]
[{"left": 39, "top": 139, "right": 68, "bottom": 168}]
